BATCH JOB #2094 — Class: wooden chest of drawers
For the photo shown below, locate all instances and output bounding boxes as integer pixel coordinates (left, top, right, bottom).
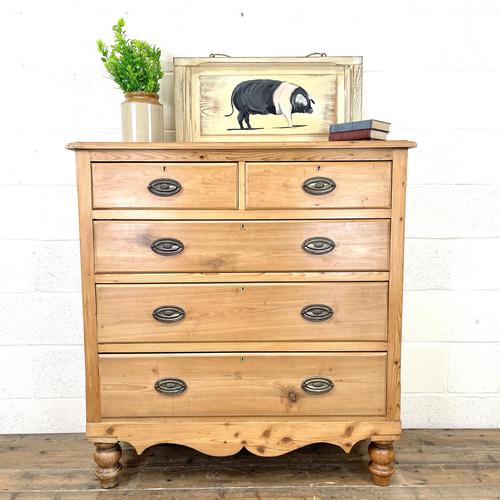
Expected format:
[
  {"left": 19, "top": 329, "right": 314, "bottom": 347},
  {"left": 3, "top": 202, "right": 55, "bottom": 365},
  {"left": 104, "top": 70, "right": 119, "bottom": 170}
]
[{"left": 68, "top": 140, "right": 415, "bottom": 488}]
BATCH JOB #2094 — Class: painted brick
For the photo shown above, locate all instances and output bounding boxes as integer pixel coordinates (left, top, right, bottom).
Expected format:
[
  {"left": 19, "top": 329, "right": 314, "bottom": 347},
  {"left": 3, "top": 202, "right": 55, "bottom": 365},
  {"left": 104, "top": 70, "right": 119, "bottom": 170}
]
[
  {"left": 404, "top": 239, "right": 500, "bottom": 291},
  {"left": 0, "top": 398, "right": 85, "bottom": 434},
  {"left": 32, "top": 347, "right": 85, "bottom": 399},
  {"left": 4, "top": 69, "right": 76, "bottom": 132},
  {"left": 34, "top": 241, "right": 81, "bottom": 293},
  {"left": 404, "top": 239, "right": 452, "bottom": 290},
  {"left": 401, "top": 343, "right": 448, "bottom": 393},
  {"left": 403, "top": 290, "right": 500, "bottom": 342},
  {"left": 0, "top": 348, "right": 33, "bottom": 398},
  {"left": 406, "top": 129, "right": 500, "bottom": 186},
  {"left": 0, "top": 186, "right": 79, "bottom": 240},
  {"left": 365, "top": 14, "right": 466, "bottom": 71},
  {"left": 364, "top": 71, "right": 500, "bottom": 129},
  {"left": 74, "top": 128, "right": 121, "bottom": 142},
  {"left": 159, "top": 73, "right": 175, "bottom": 129},
  {"left": 74, "top": 71, "right": 122, "bottom": 131},
  {"left": 406, "top": 185, "right": 500, "bottom": 238},
  {"left": 402, "top": 395, "right": 500, "bottom": 428},
  {"left": 411, "top": 0, "right": 500, "bottom": 14},
  {"left": 0, "top": 241, "right": 36, "bottom": 292},
  {"left": 448, "top": 344, "right": 500, "bottom": 393},
  {"left": 0, "top": 293, "right": 83, "bottom": 345},
  {"left": 3, "top": 133, "right": 79, "bottom": 186},
  {"left": 449, "top": 239, "right": 500, "bottom": 290},
  {"left": 465, "top": 15, "right": 500, "bottom": 69}
]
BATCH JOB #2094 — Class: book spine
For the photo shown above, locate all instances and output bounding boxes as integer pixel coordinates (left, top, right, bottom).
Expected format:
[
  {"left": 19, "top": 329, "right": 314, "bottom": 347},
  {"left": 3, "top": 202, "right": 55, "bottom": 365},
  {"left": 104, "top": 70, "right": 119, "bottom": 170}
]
[
  {"left": 328, "top": 129, "right": 385, "bottom": 140},
  {"left": 329, "top": 120, "right": 390, "bottom": 133},
  {"left": 329, "top": 120, "right": 372, "bottom": 132}
]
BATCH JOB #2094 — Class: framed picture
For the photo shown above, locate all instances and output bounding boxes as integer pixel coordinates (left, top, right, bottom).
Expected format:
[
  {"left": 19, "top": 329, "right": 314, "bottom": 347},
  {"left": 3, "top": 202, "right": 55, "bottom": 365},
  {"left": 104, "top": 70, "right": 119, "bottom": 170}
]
[{"left": 174, "top": 55, "right": 362, "bottom": 142}]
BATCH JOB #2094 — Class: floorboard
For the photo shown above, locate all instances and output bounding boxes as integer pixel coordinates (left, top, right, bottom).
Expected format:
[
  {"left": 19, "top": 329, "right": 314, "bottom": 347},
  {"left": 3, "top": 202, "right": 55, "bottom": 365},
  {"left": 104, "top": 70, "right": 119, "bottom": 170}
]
[{"left": 0, "top": 429, "right": 498, "bottom": 499}]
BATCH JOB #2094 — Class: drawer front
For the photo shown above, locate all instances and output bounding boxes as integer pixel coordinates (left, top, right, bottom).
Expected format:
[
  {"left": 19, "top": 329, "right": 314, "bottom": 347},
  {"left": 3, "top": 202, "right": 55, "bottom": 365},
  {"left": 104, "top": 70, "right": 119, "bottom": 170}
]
[
  {"left": 92, "top": 163, "right": 238, "bottom": 209},
  {"left": 99, "top": 353, "right": 387, "bottom": 417},
  {"left": 246, "top": 162, "right": 391, "bottom": 209},
  {"left": 97, "top": 282, "right": 388, "bottom": 343},
  {"left": 94, "top": 220, "right": 390, "bottom": 273}
]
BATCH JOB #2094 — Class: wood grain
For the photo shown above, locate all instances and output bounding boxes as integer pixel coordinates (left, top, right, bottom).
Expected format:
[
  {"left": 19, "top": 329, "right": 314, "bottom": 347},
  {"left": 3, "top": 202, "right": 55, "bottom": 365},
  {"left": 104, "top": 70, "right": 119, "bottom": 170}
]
[
  {"left": 93, "top": 220, "right": 390, "bottom": 273},
  {"left": 237, "top": 160, "right": 245, "bottom": 210},
  {"left": 95, "top": 271, "right": 390, "bottom": 283},
  {"left": 368, "top": 440, "right": 395, "bottom": 486},
  {"left": 97, "top": 341, "right": 389, "bottom": 353},
  {"left": 96, "top": 282, "right": 388, "bottom": 343},
  {"left": 75, "top": 151, "right": 100, "bottom": 422},
  {"left": 88, "top": 419, "right": 399, "bottom": 456},
  {"left": 92, "top": 208, "right": 393, "bottom": 220},
  {"left": 89, "top": 148, "right": 395, "bottom": 162},
  {"left": 387, "top": 149, "right": 408, "bottom": 420},
  {"left": 92, "top": 162, "right": 238, "bottom": 209},
  {"left": 93, "top": 442, "right": 122, "bottom": 488},
  {"left": 99, "top": 353, "right": 387, "bottom": 418},
  {"left": 246, "top": 162, "right": 391, "bottom": 209},
  {"left": 174, "top": 56, "right": 364, "bottom": 66},
  {"left": 67, "top": 140, "right": 417, "bottom": 150}
]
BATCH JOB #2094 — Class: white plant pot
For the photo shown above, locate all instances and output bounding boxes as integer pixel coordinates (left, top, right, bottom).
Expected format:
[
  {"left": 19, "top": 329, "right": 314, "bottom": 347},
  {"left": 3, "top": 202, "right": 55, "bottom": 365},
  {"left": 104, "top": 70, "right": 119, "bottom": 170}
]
[{"left": 121, "top": 92, "right": 164, "bottom": 142}]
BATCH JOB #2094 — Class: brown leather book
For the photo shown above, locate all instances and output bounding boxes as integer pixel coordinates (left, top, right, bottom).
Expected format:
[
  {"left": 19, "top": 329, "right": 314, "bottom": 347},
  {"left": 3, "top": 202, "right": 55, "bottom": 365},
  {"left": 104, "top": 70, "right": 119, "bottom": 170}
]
[{"left": 329, "top": 129, "right": 388, "bottom": 140}]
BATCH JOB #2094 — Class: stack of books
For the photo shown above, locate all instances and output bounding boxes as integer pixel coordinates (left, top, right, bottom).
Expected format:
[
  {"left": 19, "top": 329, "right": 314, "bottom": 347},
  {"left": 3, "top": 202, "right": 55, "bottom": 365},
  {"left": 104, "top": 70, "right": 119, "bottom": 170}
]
[{"left": 329, "top": 119, "right": 390, "bottom": 141}]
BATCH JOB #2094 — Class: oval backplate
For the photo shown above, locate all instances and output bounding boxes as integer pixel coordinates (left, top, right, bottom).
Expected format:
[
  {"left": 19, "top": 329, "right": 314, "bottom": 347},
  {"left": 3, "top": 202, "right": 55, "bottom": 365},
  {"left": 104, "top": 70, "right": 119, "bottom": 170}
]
[
  {"left": 151, "top": 238, "right": 184, "bottom": 256},
  {"left": 302, "top": 236, "right": 336, "bottom": 255},
  {"left": 301, "top": 377, "right": 334, "bottom": 395},
  {"left": 154, "top": 378, "right": 187, "bottom": 396},
  {"left": 301, "top": 304, "right": 334, "bottom": 322},
  {"left": 302, "top": 176, "right": 336, "bottom": 195},
  {"left": 148, "top": 178, "right": 182, "bottom": 197},
  {"left": 152, "top": 305, "right": 186, "bottom": 323}
]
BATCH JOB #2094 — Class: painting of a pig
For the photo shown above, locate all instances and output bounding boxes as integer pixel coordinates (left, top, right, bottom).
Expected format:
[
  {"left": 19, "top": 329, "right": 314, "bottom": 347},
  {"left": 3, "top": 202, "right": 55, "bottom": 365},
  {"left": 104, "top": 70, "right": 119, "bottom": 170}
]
[
  {"left": 225, "top": 79, "right": 315, "bottom": 129},
  {"left": 174, "top": 56, "right": 363, "bottom": 141}
]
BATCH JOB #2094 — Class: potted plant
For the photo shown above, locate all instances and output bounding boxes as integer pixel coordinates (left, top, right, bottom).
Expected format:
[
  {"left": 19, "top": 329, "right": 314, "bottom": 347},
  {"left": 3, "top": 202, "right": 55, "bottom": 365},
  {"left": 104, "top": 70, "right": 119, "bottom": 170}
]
[{"left": 97, "top": 19, "right": 164, "bottom": 142}]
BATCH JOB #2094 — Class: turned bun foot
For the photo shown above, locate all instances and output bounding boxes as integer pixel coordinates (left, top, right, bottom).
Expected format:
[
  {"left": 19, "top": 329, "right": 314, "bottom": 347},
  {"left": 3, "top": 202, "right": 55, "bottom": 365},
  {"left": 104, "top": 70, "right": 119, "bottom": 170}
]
[
  {"left": 94, "top": 442, "right": 122, "bottom": 488},
  {"left": 368, "top": 440, "right": 395, "bottom": 486}
]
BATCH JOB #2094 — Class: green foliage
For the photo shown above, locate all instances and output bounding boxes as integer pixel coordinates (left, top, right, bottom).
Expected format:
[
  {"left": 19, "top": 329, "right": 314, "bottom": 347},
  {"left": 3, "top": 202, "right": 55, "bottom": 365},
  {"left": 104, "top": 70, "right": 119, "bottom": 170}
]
[{"left": 97, "top": 18, "right": 164, "bottom": 93}]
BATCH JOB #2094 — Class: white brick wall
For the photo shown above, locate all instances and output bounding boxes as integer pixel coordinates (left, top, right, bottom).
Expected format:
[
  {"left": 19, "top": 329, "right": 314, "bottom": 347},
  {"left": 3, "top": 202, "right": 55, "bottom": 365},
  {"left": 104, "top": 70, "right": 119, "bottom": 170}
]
[{"left": 0, "top": 0, "right": 499, "bottom": 433}]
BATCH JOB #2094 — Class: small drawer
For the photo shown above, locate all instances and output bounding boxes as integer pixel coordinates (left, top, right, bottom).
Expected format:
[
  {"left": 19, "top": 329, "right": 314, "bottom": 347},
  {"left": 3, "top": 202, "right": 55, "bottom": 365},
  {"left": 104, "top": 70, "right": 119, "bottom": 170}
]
[
  {"left": 246, "top": 162, "right": 391, "bottom": 209},
  {"left": 96, "top": 282, "right": 388, "bottom": 343},
  {"left": 99, "top": 353, "right": 387, "bottom": 417},
  {"left": 93, "top": 220, "right": 390, "bottom": 273},
  {"left": 92, "top": 162, "right": 238, "bottom": 209}
]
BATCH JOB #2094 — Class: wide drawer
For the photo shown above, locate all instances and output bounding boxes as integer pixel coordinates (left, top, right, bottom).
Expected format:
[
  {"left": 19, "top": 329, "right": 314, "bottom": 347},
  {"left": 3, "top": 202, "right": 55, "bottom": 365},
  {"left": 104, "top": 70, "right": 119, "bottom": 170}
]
[
  {"left": 99, "top": 353, "right": 387, "bottom": 417},
  {"left": 92, "top": 162, "right": 238, "bottom": 209},
  {"left": 93, "top": 220, "right": 390, "bottom": 273},
  {"left": 246, "top": 162, "right": 391, "bottom": 209},
  {"left": 96, "top": 282, "right": 388, "bottom": 343}
]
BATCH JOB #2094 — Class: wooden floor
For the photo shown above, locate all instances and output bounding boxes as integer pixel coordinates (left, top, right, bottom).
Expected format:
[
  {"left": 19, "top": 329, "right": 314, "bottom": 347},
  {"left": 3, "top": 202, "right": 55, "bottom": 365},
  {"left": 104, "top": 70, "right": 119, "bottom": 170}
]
[{"left": 0, "top": 430, "right": 498, "bottom": 499}]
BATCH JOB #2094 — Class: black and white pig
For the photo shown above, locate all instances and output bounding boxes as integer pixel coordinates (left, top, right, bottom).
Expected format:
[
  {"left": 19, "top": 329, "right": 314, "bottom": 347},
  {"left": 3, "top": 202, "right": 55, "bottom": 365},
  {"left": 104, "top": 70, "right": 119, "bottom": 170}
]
[{"left": 225, "top": 79, "right": 315, "bottom": 129}]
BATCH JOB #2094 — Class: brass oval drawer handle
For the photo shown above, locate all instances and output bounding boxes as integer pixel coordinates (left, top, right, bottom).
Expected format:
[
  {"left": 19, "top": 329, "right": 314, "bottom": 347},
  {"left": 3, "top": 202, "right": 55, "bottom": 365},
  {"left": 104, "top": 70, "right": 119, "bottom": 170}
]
[
  {"left": 154, "top": 378, "right": 187, "bottom": 396},
  {"left": 151, "top": 238, "right": 184, "bottom": 256},
  {"left": 301, "top": 304, "right": 334, "bottom": 322},
  {"left": 148, "top": 178, "right": 182, "bottom": 197},
  {"left": 302, "top": 236, "right": 335, "bottom": 255},
  {"left": 152, "top": 305, "right": 185, "bottom": 323},
  {"left": 301, "top": 377, "right": 334, "bottom": 395},
  {"left": 302, "top": 176, "right": 336, "bottom": 195}
]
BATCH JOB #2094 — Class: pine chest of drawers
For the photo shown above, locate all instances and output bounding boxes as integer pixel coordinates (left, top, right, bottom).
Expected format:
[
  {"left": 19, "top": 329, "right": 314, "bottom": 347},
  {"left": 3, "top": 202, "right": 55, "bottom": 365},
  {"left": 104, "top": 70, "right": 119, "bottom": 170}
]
[{"left": 68, "top": 140, "right": 415, "bottom": 488}]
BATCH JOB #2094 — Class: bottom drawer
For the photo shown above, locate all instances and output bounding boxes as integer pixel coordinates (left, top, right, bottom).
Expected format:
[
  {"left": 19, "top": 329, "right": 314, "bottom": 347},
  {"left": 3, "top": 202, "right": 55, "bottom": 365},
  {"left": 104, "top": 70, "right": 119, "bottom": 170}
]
[{"left": 99, "top": 353, "right": 387, "bottom": 417}]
